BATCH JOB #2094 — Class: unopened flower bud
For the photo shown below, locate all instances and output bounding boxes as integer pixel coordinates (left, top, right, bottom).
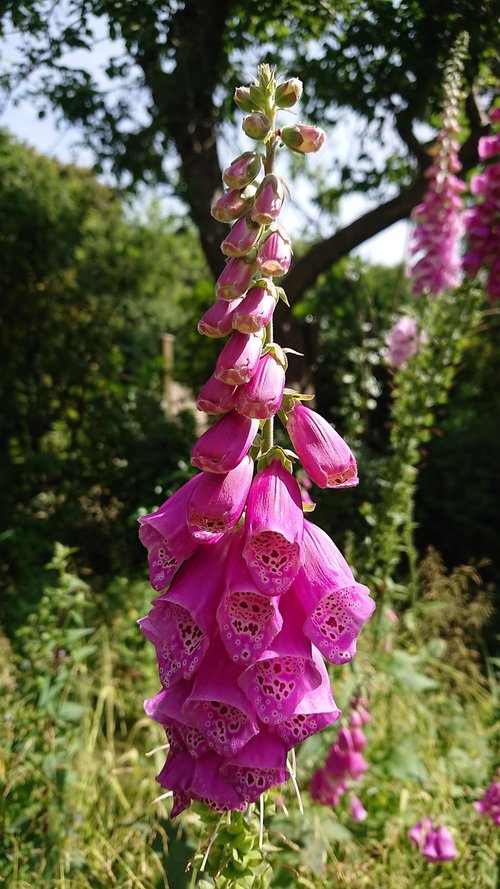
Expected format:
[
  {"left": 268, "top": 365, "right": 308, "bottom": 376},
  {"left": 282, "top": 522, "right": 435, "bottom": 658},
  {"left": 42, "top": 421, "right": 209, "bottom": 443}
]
[
  {"left": 281, "top": 123, "right": 326, "bottom": 154},
  {"left": 243, "top": 112, "right": 272, "bottom": 141},
  {"left": 256, "top": 227, "right": 292, "bottom": 277},
  {"left": 216, "top": 257, "right": 256, "bottom": 301},
  {"left": 221, "top": 215, "right": 262, "bottom": 258},
  {"left": 249, "top": 82, "right": 267, "bottom": 109},
  {"left": 250, "top": 174, "right": 286, "bottom": 225},
  {"left": 223, "top": 152, "right": 262, "bottom": 190},
  {"left": 275, "top": 77, "right": 303, "bottom": 109},
  {"left": 211, "top": 187, "right": 255, "bottom": 223},
  {"left": 234, "top": 86, "right": 254, "bottom": 113}
]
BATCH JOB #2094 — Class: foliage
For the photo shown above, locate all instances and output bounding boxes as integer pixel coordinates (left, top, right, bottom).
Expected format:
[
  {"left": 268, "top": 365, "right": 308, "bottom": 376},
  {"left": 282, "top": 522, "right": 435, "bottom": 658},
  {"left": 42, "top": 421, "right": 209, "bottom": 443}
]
[
  {"left": 1, "top": 545, "right": 498, "bottom": 888},
  {"left": 0, "top": 132, "right": 200, "bottom": 627},
  {"left": 0, "top": 1, "right": 496, "bottom": 292}
]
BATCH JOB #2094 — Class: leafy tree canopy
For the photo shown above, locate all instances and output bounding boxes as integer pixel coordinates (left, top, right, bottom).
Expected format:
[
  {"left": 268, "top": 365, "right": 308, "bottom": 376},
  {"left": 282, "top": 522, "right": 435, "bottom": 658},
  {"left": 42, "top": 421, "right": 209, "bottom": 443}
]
[{"left": 1, "top": 0, "right": 498, "bottom": 298}]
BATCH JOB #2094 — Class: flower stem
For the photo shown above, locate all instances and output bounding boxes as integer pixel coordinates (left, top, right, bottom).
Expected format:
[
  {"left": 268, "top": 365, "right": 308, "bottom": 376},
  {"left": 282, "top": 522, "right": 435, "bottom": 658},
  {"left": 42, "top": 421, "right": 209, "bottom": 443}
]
[{"left": 260, "top": 124, "right": 278, "bottom": 458}]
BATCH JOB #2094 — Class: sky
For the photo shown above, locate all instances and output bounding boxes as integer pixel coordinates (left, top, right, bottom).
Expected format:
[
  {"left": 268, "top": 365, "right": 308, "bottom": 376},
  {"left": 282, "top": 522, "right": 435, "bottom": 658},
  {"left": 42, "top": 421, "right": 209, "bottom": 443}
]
[{"left": 0, "top": 22, "right": 410, "bottom": 268}]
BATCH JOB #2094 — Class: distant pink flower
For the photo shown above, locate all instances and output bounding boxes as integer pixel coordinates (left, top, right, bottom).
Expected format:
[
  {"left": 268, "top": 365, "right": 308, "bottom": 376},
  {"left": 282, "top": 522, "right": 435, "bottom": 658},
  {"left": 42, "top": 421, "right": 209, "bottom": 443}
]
[
  {"left": 385, "top": 316, "right": 420, "bottom": 368},
  {"left": 423, "top": 826, "right": 458, "bottom": 862},
  {"left": 408, "top": 818, "right": 433, "bottom": 849},
  {"left": 286, "top": 403, "right": 358, "bottom": 489},
  {"left": 463, "top": 109, "right": 500, "bottom": 302},
  {"left": 474, "top": 780, "right": 500, "bottom": 826},
  {"left": 350, "top": 795, "right": 368, "bottom": 821}
]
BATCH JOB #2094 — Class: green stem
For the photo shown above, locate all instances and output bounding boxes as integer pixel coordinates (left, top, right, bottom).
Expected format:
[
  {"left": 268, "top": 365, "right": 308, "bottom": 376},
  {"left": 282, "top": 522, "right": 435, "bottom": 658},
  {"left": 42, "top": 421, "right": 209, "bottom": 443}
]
[{"left": 260, "top": 120, "right": 278, "bottom": 459}]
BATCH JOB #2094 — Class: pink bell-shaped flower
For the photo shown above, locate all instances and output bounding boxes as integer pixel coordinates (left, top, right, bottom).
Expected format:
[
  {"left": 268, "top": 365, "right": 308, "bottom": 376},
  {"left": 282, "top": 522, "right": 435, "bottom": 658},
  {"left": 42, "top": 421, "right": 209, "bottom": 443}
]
[
  {"left": 186, "top": 456, "right": 253, "bottom": 542},
  {"left": 145, "top": 680, "right": 210, "bottom": 760},
  {"left": 191, "top": 411, "right": 259, "bottom": 474},
  {"left": 474, "top": 780, "right": 500, "bottom": 825},
  {"left": 215, "top": 331, "right": 263, "bottom": 385},
  {"left": 310, "top": 767, "right": 347, "bottom": 806},
  {"left": 272, "top": 647, "right": 341, "bottom": 749},
  {"left": 423, "top": 826, "right": 458, "bottom": 862},
  {"left": 196, "top": 373, "right": 238, "bottom": 415},
  {"left": 198, "top": 298, "right": 243, "bottom": 337},
  {"left": 223, "top": 151, "right": 262, "bottom": 189},
  {"left": 221, "top": 215, "right": 262, "bottom": 257},
  {"left": 139, "top": 538, "right": 230, "bottom": 688},
  {"left": 191, "top": 753, "right": 247, "bottom": 812},
  {"left": 243, "top": 459, "right": 304, "bottom": 595},
  {"left": 216, "top": 257, "right": 256, "bottom": 301},
  {"left": 408, "top": 818, "right": 433, "bottom": 849},
  {"left": 286, "top": 402, "right": 358, "bottom": 489},
  {"left": 185, "top": 635, "right": 260, "bottom": 756},
  {"left": 221, "top": 732, "right": 288, "bottom": 803},
  {"left": 217, "top": 528, "right": 283, "bottom": 664},
  {"left": 293, "top": 520, "right": 375, "bottom": 664},
  {"left": 138, "top": 476, "right": 200, "bottom": 592},
  {"left": 385, "top": 316, "right": 420, "bottom": 369},
  {"left": 238, "top": 590, "right": 322, "bottom": 724},
  {"left": 250, "top": 174, "right": 286, "bottom": 225},
  {"left": 232, "top": 283, "right": 276, "bottom": 334},
  {"left": 256, "top": 228, "right": 292, "bottom": 277},
  {"left": 236, "top": 352, "right": 285, "bottom": 419}
]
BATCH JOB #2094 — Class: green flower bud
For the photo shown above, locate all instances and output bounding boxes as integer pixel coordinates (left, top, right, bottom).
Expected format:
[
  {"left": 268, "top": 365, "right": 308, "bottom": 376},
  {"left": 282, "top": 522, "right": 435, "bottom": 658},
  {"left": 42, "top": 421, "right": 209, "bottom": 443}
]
[
  {"left": 281, "top": 122, "right": 326, "bottom": 153},
  {"left": 275, "top": 77, "right": 303, "bottom": 108},
  {"left": 242, "top": 112, "right": 272, "bottom": 141},
  {"left": 234, "top": 86, "right": 255, "bottom": 113}
]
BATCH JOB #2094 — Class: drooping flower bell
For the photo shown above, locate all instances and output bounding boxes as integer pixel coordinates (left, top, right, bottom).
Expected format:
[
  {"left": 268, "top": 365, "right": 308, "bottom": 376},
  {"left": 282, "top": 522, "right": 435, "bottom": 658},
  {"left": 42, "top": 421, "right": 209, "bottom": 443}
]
[
  {"left": 474, "top": 779, "right": 500, "bottom": 825},
  {"left": 286, "top": 402, "right": 358, "bottom": 489},
  {"left": 463, "top": 107, "right": 500, "bottom": 303},
  {"left": 385, "top": 316, "right": 421, "bottom": 368}
]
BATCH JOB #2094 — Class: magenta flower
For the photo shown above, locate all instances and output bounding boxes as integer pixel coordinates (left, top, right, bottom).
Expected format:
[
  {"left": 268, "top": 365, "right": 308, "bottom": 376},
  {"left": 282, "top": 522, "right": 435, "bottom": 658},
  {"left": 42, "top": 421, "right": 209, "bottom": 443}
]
[
  {"left": 221, "top": 215, "right": 262, "bottom": 258},
  {"left": 423, "top": 826, "right": 458, "bottom": 862},
  {"left": 215, "top": 331, "right": 263, "bottom": 385},
  {"left": 256, "top": 228, "right": 292, "bottom": 277},
  {"left": 198, "top": 298, "right": 243, "bottom": 337},
  {"left": 211, "top": 188, "right": 255, "bottom": 223},
  {"left": 238, "top": 591, "right": 322, "bottom": 724},
  {"left": 139, "top": 538, "right": 231, "bottom": 688},
  {"left": 286, "top": 402, "right": 358, "bottom": 489},
  {"left": 185, "top": 635, "right": 260, "bottom": 756},
  {"left": 292, "top": 521, "right": 374, "bottom": 664},
  {"left": 196, "top": 373, "right": 238, "bottom": 415},
  {"left": 217, "top": 528, "right": 283, "bottom": 664},
  {"left": 310, "top": 768, "right": 347, "bottom": 806},
  {"left": 216, "top": 257, "right": 256, "bottom": 301},
  {"left": 138, "top": 476, "right": 200, "bottom": 591},
  {"left": 186, "top": 456, "right": 253, "bottom": 542},
  {"left": 280, "top": 123, "right": 326, "bottom": 154},
  {"left": 474, "top": 780, "right": 500, "bottom": 825},
  {"left": 463, "top": 108, "right": 500, "bottom": 302},
  {"left": 232, "top": 283, "right": 276, "bottom": 334},
  {"left": 236, "top": 352, "right": 286, "bottom": 419},
  {"left": 350, "top": 795, "right": 368, "bottom": 821},
  {"left": 250, "top": 174, "right": 286, "bottom": 225},
  {"left": 191, "top": 411, "right": 259, "bottom": 474},
  {"left": 223, "top": 151, "right": 262, "bottom": 189},
  {"left": 221, "top": 732, "right": 288, "bottom": 803},
  {"left": 408, "top": 818, "right": 433, "bottom": 849},
  {"left": 385, "top": 316, "right": 420, "bottom": 368},
  {"left": 272, "top": 647, "right": 341, "bottom": 748},
  {"left": 243, "top": 460, "right": 304, "bottom": 595}
]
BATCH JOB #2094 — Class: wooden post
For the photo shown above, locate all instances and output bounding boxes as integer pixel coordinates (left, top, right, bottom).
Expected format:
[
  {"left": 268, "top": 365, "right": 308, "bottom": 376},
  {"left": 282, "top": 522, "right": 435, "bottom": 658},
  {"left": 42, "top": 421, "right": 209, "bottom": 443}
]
[{"left": 161, "top": 333, "right": 175, "bottom": 414}]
